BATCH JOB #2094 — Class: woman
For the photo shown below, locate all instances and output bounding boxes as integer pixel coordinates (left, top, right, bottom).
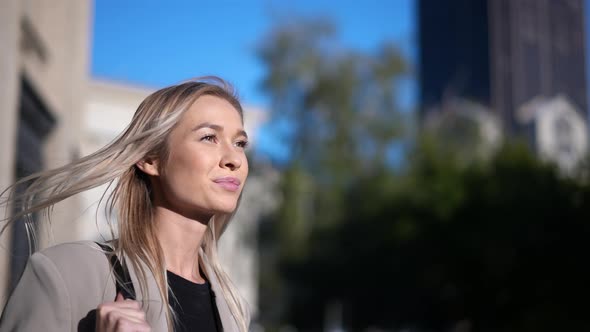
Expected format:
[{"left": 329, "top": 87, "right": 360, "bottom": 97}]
[{"left": 0, "top": 77, "right": 250, "bottom": 331}]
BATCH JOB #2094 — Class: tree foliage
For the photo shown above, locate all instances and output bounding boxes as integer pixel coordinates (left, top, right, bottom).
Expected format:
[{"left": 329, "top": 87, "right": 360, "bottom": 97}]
[
  {"left": 281, "top": 141, "right": 590, "bottom": 331},
  {"left": 257, "top": 17, "right": 590, "bottom": 332},
  {"left": 258, "top": 17, "right": 408, "bottom": 256}
]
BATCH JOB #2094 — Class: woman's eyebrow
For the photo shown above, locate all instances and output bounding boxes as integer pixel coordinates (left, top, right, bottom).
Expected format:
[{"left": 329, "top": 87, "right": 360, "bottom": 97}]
[
  {"left": 192, "top": 122, "right": 222, "bottom": 132},
  {"left": 237, "top": 129, "right": 249, "bottom": 139},
  {"left": 192, "top": 122, "right": 248, "bottom": 138}
]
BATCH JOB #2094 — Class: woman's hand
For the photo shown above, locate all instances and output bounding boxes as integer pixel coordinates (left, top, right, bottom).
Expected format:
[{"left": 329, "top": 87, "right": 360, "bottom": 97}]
[{"left": 95, "top": 293, "right": 151, "bottom": 332}]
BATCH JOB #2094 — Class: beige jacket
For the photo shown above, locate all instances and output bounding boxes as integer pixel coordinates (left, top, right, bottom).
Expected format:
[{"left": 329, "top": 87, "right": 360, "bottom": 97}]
[{"left": 0, "top": 241, "right": 241, "bottom": 332}]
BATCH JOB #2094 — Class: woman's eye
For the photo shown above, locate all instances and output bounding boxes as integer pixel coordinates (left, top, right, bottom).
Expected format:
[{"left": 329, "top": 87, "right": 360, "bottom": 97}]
[
  {"left": 201, "top": 134, "right": 216, "bottom": 142},
  {"left": 236, "top": 140, "right": 249, "bottom": 149}
]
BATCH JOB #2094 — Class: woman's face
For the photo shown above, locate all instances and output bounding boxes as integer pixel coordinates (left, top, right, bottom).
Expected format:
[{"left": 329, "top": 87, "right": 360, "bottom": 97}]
[{"left": 152, "top": 95, "right": 249, "bottom": 220}]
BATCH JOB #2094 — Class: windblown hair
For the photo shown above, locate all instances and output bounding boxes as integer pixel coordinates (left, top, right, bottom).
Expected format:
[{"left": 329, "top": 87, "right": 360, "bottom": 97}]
[{"left": 0, "top": 76, "right": 250, "bottom": 331}]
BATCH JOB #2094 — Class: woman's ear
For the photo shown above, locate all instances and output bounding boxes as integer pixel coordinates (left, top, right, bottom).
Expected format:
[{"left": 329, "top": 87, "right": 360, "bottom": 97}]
[{"left": 136, "top": 157, "right": 160, "bottom": 176}]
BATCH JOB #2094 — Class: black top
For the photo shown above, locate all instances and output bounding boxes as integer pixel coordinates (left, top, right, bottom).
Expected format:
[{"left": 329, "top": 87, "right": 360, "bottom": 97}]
[{"left": 167, "top": 270, "right": 220, "bottom": 332}]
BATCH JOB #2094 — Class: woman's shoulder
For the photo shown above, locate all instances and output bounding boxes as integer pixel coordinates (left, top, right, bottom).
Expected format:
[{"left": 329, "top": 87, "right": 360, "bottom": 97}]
[
  {"left": 33, "top": 240, "right": 112, "bottom": 280},
  {"left": 34, "top": 241, "right": 117, "bottom": 309},
  {"left": 38, "top": 240, "right": 106, "bottom": 262},
  {"left": 0, "top": 241, "right": 117, "bottom": 331},
  {"left": 39, "top": 240, "right": 105, "bottom": 257}
]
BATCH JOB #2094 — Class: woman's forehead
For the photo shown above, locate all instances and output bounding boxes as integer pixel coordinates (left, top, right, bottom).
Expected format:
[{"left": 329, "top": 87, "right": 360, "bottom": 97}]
[{"left": 181, "top": 95, "right": 244, "bottom": 128}]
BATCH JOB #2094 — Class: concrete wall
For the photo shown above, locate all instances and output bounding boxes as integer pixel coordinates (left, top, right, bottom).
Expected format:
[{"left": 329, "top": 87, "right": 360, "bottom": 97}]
[
  {"left": 0, "top": 0, "right": 22, "bottom": 311},
  {"left": 0, "top": 0, "right": 91, "bottom": 308}
]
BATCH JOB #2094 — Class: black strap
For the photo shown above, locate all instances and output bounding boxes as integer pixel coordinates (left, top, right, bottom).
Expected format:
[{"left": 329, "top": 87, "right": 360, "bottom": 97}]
[
  {"left": 204, "top": 273, "right": 223, "bottom": 332},
  {"left": 96, "top": 242, "right": 136, "bottom": 300},
  {"left": 209, "top": 287, "right": 223, "bottom": 332}
]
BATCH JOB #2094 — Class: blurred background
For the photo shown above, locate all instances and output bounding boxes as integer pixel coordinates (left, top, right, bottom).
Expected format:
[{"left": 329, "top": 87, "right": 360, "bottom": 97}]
[{"left": 1, "top": 0, "right": 590, "bottom": 331}]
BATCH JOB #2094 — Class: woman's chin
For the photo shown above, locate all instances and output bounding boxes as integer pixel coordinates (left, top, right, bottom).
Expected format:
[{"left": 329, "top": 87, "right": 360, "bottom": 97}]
[
  {"left": 215, "top": 206, "right": 237, "bottom": 215},
  {"left": 211, "top": 201, "right": 238, "bottom": 215}
]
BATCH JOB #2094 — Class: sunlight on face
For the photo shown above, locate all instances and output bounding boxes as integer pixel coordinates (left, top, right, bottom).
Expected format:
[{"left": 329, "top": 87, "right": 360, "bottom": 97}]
[{"left": 158, "top": 95, "right": 249, "bottom": 220}]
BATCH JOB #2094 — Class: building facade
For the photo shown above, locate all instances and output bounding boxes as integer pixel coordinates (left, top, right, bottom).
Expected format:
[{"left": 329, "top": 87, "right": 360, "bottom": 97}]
[
  {"left": 419, "top": 0, "right": 587, "bottom": 132},
  {"left": 418, "top": 0, "right": 588, "bottom": 170},
  {"left": 489, "top": 0, "right": 587, "bottom": 133},
  {"left": 0, "top": 0, "right": 91, "bottom": 308}
]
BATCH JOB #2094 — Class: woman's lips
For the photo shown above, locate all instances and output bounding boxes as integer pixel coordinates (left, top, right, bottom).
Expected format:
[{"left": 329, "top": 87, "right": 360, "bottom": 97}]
[{"left": 213, "top": 177, "right": 241, "bottom": 192}]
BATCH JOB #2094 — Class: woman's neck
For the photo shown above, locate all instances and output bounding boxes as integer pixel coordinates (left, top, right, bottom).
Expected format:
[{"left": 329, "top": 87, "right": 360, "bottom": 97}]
[{"left": 153, "top": 206, "right": 209, "bottom": 284}]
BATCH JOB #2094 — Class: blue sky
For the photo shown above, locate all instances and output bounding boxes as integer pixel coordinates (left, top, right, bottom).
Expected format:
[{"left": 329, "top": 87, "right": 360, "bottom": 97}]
[
  {"left": 93, "top": 0, "right": 590, "bottom": 162},
  {"left": 92, "top": 1, "right": 416, "bottom": 161},
  {"left": 91, "top": 0, "right": 416, "bottom": 109}
]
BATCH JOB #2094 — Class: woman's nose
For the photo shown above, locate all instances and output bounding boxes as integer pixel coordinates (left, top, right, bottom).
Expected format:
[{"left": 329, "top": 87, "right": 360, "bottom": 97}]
[{"left": 220, "top": 148, "right": 242, "bottom": 171}]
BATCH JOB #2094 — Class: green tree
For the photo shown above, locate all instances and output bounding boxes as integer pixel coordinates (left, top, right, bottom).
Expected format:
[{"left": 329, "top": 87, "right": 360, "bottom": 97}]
[
  {"left": 257, "top": 17, "right": 409, "bottom": 329},
  {"left": 258, "top": 16, "right": 408, "bottom": 254},
  {"left": 257, "top": 15, "right": 590, "bottom": 332},
  {"left": 281, "top": 141, "right": 590, "bottom": 331}
]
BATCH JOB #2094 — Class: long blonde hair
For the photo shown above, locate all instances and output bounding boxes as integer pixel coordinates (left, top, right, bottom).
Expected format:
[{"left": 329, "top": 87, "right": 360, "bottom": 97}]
[{"left": 0, "top": 76, "right": 250, "bottom": 331}]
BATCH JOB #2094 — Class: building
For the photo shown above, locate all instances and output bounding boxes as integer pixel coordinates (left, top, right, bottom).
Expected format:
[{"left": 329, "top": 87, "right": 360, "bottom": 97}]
[
  {"left": 418, "top": 0, "right": 588, "bottom": 169},
  {"left": 419, "top": 0, "right": 587, "bottom": 130},
  {"left": 419, "top": 0, "right": 492, "bottom": 115},
  {"left": 0, "top": 0, "right": 91, "bottom": 307}
]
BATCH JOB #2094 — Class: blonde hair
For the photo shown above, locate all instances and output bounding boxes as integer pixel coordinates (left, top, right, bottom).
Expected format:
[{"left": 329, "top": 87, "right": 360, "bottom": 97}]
[{"left": 0, "top": 76, "right": 250, "bottom": 331}]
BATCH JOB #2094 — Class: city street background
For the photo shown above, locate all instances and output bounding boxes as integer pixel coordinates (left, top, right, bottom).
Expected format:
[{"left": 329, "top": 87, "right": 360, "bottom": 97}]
[{"left": 1, "top": 1, "right": 590, "bottom": 331}]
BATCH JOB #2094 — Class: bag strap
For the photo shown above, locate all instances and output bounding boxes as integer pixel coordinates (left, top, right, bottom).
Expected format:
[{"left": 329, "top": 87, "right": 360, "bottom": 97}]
[
  {"left": 96, "top": 242, "right": 136, "bottom": 300},
  {"left": 208, "top": 281, "right": 224, "bottom": 332}
]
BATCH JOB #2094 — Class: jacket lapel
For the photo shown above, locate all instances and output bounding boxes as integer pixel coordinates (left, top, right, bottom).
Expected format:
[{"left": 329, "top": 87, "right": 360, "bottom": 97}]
[
  {"left": 125, "top": 255, "right": 169, "bottom": 331},
  {"left": 200, "top": 248, "right": 240, "bottom": 332}
]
